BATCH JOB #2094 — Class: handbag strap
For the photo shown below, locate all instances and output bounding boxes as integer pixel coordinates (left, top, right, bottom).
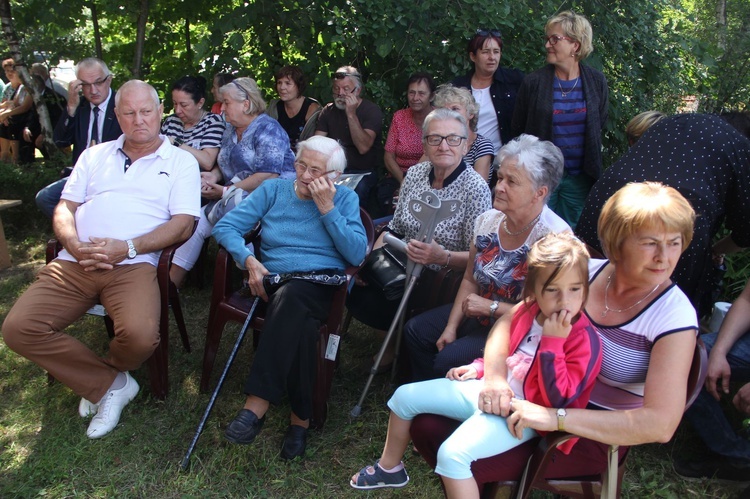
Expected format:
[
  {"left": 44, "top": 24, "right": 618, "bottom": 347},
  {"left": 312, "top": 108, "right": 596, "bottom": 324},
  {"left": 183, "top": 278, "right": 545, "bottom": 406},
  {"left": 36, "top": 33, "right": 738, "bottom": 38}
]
[{"left": 266, "top": 270, "right": 348, "bottom": 288}]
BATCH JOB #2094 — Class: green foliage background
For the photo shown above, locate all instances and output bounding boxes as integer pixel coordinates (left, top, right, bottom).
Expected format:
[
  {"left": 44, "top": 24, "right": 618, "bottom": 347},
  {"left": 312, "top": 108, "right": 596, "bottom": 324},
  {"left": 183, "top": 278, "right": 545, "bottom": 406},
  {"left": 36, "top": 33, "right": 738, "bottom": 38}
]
[{"left": 5, "top": 0, "right": 749, "bottom": 167}]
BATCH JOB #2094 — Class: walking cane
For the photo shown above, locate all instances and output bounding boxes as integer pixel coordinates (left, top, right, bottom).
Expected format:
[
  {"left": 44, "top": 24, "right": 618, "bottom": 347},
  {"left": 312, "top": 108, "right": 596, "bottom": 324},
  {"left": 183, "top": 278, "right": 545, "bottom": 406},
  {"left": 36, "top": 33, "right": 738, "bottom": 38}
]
[
  {"left": 350, "top": 191, "right": 462, "bottom": 418},
  {"left": 180, "top": 295, "right": 260, "bottom": 470}
]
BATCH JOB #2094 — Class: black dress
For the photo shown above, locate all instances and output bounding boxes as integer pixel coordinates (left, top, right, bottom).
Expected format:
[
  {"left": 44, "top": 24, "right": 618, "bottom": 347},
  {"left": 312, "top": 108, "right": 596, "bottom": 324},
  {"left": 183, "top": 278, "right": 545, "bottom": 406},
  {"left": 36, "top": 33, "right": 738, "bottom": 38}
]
[{"left": 576, "top": 113, "right": 750, "bottom": 314}]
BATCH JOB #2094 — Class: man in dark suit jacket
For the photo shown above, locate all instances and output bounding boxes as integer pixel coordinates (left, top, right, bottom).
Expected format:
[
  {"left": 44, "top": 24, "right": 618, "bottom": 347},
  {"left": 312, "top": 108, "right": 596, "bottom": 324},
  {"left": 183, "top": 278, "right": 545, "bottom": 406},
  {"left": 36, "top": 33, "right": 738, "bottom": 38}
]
[{"left": 36, "top": 58, "right": 122, "bottom": 218}]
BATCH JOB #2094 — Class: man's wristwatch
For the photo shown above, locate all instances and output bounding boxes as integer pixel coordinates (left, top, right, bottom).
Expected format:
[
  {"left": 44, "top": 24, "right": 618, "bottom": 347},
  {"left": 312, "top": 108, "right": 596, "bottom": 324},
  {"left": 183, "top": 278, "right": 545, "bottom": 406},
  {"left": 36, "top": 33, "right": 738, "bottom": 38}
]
[
  {"left": 126, "top": 239, "right": 137, "bottom": 259},
  {"left": 489, "top": 300, "right": 499, "bottom": 318},
  {"left": 557, "top": 408, "right": 567, "bottom": 431}
]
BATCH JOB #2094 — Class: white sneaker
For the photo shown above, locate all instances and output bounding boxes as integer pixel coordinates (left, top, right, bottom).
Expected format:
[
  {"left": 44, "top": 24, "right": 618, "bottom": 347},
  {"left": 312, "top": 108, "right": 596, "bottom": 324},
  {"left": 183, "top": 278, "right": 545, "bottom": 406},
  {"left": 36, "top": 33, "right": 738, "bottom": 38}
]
[
  {"left": 78, "top": 397, "right": 99, "bottom": 418},
  {"left": 86, "top": 372, "right": 140, "bottom": 439}
]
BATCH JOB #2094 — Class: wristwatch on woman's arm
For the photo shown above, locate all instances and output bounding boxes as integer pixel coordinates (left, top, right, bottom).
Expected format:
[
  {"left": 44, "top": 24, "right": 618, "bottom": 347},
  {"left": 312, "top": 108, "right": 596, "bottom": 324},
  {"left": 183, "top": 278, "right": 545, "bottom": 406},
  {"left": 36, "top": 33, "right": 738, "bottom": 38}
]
[
  {"left": 557, "top": 408, "right": 567, "bottom": 431},
  {"left": 489, "top": 300, "right": 499, "bottom": 318}
]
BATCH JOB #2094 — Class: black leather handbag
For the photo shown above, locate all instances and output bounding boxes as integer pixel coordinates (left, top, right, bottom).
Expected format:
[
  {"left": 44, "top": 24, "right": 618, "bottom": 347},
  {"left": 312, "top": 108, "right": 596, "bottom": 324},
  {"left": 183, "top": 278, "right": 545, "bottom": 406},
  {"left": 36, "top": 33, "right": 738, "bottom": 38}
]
[{"left": 359, "top": 243, "right": 408, "bottom": 301}]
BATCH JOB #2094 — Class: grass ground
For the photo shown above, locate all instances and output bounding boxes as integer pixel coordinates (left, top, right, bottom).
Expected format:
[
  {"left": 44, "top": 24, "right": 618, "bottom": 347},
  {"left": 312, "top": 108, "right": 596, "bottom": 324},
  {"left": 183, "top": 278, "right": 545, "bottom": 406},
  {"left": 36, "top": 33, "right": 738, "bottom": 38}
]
[{"left": 0, "top": 174, "right": 747, "bottom": 498}]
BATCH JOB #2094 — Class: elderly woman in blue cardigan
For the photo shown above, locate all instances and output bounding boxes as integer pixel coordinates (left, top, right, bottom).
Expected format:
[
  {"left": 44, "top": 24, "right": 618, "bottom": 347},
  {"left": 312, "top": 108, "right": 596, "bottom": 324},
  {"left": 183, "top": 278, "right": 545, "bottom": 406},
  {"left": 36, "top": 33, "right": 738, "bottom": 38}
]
[
  {"left": 511, "top": 10, "right": 608, "bottom": 230},
  {"left": 212, "top": 135, "right": 368, "bottom": 460}
]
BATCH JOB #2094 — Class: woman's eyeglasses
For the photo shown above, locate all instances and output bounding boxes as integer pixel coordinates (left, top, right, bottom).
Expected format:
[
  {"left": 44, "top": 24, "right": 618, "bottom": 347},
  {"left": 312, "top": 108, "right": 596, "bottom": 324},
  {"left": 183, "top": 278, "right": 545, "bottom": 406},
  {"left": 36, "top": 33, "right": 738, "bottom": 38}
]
[
  {"left": 425, "top": 134, "right": 466, "bottom": 147},
  {"left": 544, "top": 34, "right": 574, "bottom": 45},
  {"left": 294, "top": 161, "right": 336, "bottom": 178}
]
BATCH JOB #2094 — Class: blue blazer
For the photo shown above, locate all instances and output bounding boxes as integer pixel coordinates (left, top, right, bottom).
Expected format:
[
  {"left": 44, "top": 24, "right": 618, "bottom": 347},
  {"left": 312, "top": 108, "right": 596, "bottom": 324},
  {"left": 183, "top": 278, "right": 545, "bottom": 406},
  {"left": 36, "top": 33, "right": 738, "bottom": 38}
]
[{"left": 53, "top": 90, "right": 122, "bottom": 165}]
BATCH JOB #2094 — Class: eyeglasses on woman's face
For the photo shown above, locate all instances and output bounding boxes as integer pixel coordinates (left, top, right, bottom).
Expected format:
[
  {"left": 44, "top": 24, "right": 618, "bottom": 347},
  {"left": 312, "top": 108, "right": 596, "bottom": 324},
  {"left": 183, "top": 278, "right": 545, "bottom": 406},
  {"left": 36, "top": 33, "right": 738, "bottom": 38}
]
[
  {"left": 544, "top": 34, "right": 574, "bottom": 46},
  {"left": 424, "top": 134, "right": 467, "bottom": 147},
  {"left": 294, "top": 161, "right": 335, "bottom": 178}
]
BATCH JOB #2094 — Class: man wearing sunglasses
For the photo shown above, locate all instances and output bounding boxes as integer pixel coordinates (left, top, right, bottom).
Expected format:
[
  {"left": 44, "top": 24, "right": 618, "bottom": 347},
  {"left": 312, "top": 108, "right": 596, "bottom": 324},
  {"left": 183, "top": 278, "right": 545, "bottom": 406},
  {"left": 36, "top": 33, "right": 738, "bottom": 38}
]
[
  {"left": 36, "top": 58, "right": 122, "bottom": 218},
  {"left": 315, "top": 66, "right": 383, "bottom": 211},
  {"left": 451, "top": 29, "right": 524, "bottom": 156}
]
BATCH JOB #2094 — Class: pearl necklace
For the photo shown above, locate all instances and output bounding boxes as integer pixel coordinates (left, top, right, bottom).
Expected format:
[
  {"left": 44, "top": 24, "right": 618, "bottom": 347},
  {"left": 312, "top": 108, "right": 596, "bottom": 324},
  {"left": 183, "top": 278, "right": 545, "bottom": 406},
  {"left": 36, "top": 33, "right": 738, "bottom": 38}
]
[
  {"left": 602, "top": 274, "right": 660, "bottom": 317},
  {"left": 558, "top": 76, "right": 579, "bottom": 98},
  {"left": 502, "top": 212, "right": 541, "bottom": 237}
]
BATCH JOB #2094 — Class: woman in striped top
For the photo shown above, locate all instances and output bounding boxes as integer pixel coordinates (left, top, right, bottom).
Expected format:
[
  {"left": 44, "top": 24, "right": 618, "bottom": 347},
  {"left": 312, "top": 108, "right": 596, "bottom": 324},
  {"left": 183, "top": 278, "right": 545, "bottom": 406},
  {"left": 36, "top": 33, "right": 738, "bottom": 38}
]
[
  {"left": 409, "top": 182, "right": 699, "bottom": 490},
  {"left": 161, "top": 75, "right": 225, "bottom": 172},
  {"left": 511, "top": 11, "right": 608, "bottom": 230}
]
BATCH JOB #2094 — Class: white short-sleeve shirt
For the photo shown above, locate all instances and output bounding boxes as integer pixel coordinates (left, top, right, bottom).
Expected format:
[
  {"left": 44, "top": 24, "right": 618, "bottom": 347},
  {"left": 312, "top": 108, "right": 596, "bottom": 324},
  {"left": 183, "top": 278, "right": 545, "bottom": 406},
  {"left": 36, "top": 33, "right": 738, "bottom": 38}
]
[{"left": 60, "top": 134, "right": 201, "bottom": 266}]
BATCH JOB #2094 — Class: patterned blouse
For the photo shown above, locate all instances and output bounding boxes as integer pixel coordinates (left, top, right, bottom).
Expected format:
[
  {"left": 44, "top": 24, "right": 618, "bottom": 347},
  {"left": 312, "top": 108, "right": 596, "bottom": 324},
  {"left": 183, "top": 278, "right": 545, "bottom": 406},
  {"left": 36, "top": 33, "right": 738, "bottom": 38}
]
[
  {"left": 217, "top": 113, "right": 295, "bottom": 184},
  {"left": 388, "top": 160, "right": 492, "bottom": 261},
  {"left": 472, "top": 206, "right": 570, "bottom": 324}
]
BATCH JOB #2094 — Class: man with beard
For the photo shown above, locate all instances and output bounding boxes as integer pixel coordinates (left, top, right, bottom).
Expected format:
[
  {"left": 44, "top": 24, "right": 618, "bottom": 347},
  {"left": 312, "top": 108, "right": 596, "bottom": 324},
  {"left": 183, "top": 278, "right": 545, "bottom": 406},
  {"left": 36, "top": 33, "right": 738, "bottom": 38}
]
[{"left": 315, "top": 66, "right": 383, "bottom": 210}]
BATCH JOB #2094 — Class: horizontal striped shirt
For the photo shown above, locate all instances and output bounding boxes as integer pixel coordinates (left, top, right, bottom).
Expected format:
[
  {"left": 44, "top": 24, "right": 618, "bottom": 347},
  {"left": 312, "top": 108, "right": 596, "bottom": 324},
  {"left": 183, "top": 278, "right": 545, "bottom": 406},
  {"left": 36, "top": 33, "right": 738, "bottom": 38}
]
[
  {"left": 585, "top": 260, "right": 698, "bottom": 411},
  {"left": 552, "top": 77, "right": 586, "bottom": 175},
  {"left": 160, "top": 112, "right": 225, "bottom": 151}
]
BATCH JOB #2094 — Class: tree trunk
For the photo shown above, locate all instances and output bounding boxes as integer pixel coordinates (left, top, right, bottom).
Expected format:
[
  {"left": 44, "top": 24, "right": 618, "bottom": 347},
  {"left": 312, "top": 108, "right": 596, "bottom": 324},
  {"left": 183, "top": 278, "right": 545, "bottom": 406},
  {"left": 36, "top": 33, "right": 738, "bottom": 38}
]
[
  {"left": 0, "top": 0, "right": 61, "bottom": 160},
  {"left": 90, "top": 1, "right": 103, "bottom": 60},
  {"left": 132, "top": 0, "right": 149, "bottom": 79},
  {"left": 716, "top": 0, "right": 727, "bottom": 51},
  {"left": 184, "top": 18, "right": 192, "bottom": 63}
]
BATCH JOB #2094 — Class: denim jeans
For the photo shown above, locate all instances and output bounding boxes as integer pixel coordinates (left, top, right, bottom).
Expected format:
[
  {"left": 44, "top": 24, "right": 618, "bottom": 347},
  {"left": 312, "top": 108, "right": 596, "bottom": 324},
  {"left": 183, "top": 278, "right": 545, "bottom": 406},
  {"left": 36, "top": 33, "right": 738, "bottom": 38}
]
[
  {"left": 685, "top": 331, "right": 750, "bottom": 466},
  {"left": 35, "top": 176, "right": 68, "bottom": 218}
]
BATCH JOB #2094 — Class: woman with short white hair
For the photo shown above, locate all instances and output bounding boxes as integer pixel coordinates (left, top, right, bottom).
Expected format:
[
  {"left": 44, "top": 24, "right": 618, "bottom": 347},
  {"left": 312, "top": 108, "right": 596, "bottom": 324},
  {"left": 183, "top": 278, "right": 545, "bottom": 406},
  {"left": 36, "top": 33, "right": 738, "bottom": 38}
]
[{"left": 213, "top": 135, "right": 368, "bottom": 460}]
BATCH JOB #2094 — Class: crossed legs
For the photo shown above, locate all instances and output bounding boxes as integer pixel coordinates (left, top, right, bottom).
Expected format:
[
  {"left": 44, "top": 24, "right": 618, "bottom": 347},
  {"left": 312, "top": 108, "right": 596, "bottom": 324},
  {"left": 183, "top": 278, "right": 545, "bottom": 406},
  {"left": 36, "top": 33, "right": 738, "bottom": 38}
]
[{"left": 2, "top": 260, "right": 160, "bottom": 403}]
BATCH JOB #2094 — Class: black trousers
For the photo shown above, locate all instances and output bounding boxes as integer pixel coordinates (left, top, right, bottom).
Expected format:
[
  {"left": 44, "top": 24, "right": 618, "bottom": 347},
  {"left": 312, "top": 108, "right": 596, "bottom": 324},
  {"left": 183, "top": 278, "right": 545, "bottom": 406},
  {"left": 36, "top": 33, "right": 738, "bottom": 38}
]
[
  {"left": 244, "top": 280, "right": 334, "bottom": 421},
  {"left": 404, "top": 303, "right": 491, "bottom": 381}
]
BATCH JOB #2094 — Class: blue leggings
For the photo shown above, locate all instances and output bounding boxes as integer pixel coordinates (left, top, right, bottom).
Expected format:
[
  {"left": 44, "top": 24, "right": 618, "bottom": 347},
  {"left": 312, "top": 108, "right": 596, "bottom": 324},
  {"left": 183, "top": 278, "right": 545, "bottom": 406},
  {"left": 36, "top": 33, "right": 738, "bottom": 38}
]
[{"left": 388, "top": 378, "right": 537, "bottom": 479}]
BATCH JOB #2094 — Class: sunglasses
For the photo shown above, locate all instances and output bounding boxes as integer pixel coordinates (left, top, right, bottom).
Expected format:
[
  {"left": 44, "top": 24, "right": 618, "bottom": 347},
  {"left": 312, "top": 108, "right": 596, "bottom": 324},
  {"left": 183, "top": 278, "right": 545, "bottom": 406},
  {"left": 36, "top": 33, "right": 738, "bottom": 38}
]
[
  {"left": 332, "top": 71, "right": 361, "bottom": 80},
  {"left": 231, "top": 80, "right": 250, "bottom": 100},
  {"left": 476, "top": 28, "right": 502, "bottom": 38}
]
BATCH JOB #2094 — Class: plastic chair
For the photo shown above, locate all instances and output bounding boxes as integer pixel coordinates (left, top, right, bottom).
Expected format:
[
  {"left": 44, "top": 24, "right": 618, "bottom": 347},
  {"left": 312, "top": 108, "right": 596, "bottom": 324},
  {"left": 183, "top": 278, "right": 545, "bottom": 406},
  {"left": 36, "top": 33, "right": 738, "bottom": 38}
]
[
  {"left": 45, "top": 226, "right": 194, "bottom": 400},
  {"left": 491, "top": 337, "right": 708, "bottom": 499},
  {"left": 199, "top": 207, "right": 375, "bottom": 428}
]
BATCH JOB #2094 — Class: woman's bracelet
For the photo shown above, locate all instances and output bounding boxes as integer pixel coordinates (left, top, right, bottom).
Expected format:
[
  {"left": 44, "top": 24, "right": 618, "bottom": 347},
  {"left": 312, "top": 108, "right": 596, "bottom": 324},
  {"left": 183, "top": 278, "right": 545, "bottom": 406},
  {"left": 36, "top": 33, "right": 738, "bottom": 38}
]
[{"left": 444, "top": 250, "right": 451, "bottom": 268}]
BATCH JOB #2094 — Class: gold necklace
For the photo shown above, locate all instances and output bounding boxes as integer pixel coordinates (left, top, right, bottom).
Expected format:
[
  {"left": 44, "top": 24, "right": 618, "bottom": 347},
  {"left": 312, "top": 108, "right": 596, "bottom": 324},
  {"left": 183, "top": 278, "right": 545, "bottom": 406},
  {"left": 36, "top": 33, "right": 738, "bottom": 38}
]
[
  {"left": 602, "top": 274, "right": 660, "bottom": 317},
  {"left": 502, "top": 212, "right": 541, "bottom": 236}
]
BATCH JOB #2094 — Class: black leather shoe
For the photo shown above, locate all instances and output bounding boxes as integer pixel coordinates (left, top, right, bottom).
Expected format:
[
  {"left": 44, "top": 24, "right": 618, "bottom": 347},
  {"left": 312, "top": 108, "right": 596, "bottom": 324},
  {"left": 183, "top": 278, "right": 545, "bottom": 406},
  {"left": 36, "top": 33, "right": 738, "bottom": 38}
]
[
  {"left": 280, "top": 425, "right": 308, "bottom": 460},
  {"left": 224, "top": 409, "right": 266, "bottom": 445}
]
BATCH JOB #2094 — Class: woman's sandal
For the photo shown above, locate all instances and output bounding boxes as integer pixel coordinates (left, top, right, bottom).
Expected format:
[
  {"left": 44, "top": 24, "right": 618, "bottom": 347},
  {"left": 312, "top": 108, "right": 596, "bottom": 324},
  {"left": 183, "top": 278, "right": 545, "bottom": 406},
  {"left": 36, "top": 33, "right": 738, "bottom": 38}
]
[{"left": 350, "top": 460, "right": 410, "bottom": 490}]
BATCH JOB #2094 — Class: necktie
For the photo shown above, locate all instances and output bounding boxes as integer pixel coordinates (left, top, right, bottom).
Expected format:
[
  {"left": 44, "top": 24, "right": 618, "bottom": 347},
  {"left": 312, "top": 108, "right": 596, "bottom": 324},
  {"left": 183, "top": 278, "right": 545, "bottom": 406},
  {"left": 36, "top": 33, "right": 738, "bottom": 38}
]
[{"left": 91, "top": 106, "right": 100, "bottom": 146}]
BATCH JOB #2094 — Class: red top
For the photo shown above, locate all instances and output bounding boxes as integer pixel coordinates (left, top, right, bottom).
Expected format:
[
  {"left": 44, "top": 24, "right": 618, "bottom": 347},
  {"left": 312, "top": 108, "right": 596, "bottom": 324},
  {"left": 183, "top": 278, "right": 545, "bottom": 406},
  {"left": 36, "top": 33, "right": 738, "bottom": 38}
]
[{"left": 385, "top": 108, "right": 424, "bottom": 173}]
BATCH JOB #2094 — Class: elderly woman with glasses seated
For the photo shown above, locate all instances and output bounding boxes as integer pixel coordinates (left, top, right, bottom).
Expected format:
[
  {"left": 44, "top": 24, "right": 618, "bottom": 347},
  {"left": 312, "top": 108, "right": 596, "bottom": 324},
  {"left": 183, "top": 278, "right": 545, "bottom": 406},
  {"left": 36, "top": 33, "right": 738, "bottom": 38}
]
[
  {"left": 404, "top": 134, "right": 570, "bottom": 382},
  {"left": 170, "top": 77, "right": 295, "bottom": 288},
  {"left": 511, "top": 11, "right": 609, "bottom": 230},
  {"left": 347, "top": 108, "right": 492, "bottom": 371},
  {"left": 213, "top": 135, "right": 368, "bottom": 460}
]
